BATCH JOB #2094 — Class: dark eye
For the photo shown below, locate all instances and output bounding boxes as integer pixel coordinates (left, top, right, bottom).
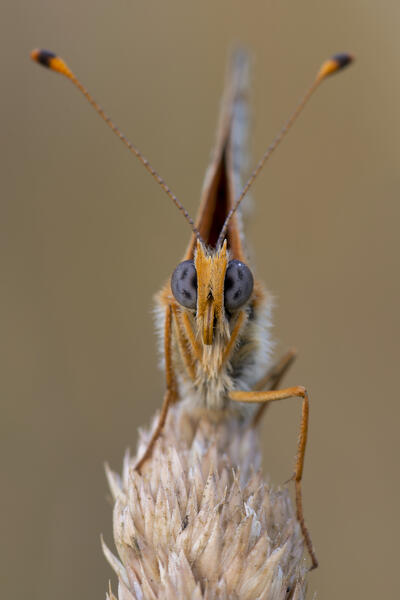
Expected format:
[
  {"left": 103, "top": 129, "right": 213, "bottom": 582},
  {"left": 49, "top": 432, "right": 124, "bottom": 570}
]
[
  {"left": 171, "top": 260, "right": 197, "bottom": 309},
  {"left": 224, "top": 260, "right": 253, "bottom": 310}
]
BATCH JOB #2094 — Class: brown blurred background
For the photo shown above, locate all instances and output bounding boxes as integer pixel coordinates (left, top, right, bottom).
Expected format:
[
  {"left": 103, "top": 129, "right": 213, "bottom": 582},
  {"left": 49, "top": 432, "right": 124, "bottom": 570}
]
[{"left": 1, "top": 1, "right": 399, "bottom": 598}]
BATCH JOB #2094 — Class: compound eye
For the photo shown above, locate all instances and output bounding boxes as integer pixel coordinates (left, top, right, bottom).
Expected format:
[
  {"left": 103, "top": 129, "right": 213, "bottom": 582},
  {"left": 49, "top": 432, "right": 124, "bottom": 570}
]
[
  {"left": 171, "top": 260, "right": 197, "bottom": 309},
  {"left": 224, "top": 260, "right": 254, "bottom": 311}
]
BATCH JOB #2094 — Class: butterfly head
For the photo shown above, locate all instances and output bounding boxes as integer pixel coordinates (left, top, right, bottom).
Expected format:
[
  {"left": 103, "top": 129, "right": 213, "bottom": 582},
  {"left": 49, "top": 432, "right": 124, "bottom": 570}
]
[{"left": 171, "top": 240, "right": 253, "bottom": 345}]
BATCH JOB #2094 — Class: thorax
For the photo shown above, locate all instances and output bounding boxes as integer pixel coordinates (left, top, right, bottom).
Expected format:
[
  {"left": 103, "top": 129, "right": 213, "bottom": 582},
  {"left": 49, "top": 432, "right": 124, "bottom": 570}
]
[{"left": 155, "top": 282, "right": 274, "bottom": 415}]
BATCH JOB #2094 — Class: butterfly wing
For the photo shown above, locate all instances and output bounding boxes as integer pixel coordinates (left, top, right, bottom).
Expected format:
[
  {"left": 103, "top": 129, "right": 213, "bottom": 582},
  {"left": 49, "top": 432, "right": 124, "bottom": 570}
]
[{"left": 185, "top": 50, "right": 251, "bottom": 261}]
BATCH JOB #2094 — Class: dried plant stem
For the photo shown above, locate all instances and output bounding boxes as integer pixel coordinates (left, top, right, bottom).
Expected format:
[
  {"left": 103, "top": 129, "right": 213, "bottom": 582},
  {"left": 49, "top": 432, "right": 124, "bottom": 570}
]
[{"left": 104, "top": 405, "right": 308, "bottom": 599}]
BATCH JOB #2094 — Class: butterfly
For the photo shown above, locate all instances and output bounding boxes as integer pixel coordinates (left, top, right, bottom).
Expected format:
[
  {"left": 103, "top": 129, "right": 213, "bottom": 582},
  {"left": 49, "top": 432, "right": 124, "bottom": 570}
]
[{"left": 31, "top": 47, "right": 353, "bottom": 569}]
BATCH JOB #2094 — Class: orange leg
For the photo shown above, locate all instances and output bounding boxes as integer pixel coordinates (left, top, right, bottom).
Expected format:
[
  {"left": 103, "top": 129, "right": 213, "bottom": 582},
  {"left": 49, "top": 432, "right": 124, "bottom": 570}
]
[
  {"left": 229, "top": 385, "right": 318, "bottom": 570},
  {"left": 252, "top": 348, "right": 297, "bottom": 426},
  {"left": 181, "top": 311, "right": 202, "bottom": 361},
  {"left": 134, "top": 304, "right": 177, "bottom": 472},
  {"left": 222, "top": 310, "right": 247, "bottom": 365},
  {"left": 171, "top": 304, "right": 197, "bottom": 381}
]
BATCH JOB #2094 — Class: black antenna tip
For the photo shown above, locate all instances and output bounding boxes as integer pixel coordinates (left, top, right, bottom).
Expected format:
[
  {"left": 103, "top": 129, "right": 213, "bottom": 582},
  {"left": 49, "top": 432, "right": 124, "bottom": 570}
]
[
  {"left": 331, "top": 52, "right": 354, "bottom": 70},
  {"left": 30, "top": 49, "right": 71, "bottom": 77},
  {"left": 317, "top": 52, "right": 355, "bottom": 80},
  {"left": 31, "top": 49, "right": 57, "bottom": 68}
]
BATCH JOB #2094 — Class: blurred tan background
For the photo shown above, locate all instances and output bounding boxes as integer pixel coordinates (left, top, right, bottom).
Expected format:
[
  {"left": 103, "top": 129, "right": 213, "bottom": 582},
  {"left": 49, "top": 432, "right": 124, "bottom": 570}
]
[{"left": 1, "top": 0, "right": 399, "bottom": 598}]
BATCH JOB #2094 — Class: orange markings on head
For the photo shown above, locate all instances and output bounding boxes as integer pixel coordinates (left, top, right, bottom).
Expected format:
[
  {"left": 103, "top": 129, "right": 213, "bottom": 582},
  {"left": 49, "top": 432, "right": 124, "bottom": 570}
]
[{"left": 194, "top": 240, "right": 228, "bottom": 345}]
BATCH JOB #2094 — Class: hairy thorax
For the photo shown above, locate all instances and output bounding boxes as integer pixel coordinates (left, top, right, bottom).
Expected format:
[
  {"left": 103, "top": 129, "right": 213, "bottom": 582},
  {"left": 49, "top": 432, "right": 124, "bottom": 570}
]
[{"left": 155, "top": 281, "right": 274, "bottom": 416}]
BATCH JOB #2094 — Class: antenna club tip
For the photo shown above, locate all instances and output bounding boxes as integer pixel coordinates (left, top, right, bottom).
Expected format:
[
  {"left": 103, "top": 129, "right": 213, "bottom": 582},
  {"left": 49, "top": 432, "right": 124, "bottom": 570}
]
[
  {"left": 30, "top": 48, "right": 72, "bottom": 78},
  {"left": 30, "top": 48, "right": 54, "bottom": 66},
  {"left": 317, "top": 52, "right": 354, "bottom": 81}
]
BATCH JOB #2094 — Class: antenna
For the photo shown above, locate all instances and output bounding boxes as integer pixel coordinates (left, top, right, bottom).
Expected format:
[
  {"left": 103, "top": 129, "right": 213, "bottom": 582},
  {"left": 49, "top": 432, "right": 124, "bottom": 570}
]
[
  {"left": 30, "top": 49, "right": 201, "bottom": 240},
  {"left": 217, "top": 53, "right": 354, "bottom": 248}
]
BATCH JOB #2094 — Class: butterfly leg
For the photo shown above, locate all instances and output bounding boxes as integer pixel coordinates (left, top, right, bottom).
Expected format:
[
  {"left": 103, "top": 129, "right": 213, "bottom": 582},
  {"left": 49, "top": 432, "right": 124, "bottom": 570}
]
[
  {"left": 171, "top": 304, "right": 197, "bottom": 381},
  {"left": 134, "top": 304, "right": 177, "bottom": 472},
  {"left": 229, "top": 385, "right": 318, "bottom": 570},
  {"left": 252, "top": 348, "right": 297, "bottom": 426}
]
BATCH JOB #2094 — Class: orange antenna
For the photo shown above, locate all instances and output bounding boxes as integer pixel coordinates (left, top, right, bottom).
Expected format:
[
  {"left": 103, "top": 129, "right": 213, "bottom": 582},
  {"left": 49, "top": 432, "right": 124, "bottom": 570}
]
[
  {"left": 30, "top": 49, "right": 201, "bottom": 240},
  {"left": 217, "top": 52, "right": 354, "bottom": 248}
]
